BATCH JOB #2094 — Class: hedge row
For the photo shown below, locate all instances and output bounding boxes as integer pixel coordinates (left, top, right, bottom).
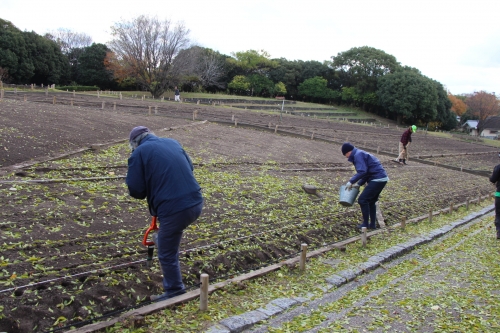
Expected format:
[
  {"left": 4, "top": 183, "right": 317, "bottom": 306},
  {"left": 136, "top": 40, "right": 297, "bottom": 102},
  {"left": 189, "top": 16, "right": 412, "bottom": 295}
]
[{"left": 57, "top": 86, "right": 99, "bottom": 92}]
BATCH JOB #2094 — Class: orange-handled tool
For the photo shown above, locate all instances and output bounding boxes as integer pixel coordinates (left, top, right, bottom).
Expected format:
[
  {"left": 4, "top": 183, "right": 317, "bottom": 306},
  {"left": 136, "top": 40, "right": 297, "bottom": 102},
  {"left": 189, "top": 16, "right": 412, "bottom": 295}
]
[{"left": 142, "top": 216, "right": 158, "bottom": 246}]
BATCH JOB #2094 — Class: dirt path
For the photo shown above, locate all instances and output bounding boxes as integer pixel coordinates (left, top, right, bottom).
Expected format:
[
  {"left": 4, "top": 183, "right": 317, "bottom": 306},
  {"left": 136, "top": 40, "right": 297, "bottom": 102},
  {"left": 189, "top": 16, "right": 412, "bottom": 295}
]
[{"left": 243, "top": 209, "right": 500, "bottom": 333}]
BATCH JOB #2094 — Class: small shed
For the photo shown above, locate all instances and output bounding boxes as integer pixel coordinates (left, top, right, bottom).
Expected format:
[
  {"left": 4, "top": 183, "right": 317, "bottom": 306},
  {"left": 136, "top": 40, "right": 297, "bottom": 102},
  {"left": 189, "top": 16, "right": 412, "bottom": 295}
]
[{"left": 462, "top": 120, "right": 478, "bottom": 136}]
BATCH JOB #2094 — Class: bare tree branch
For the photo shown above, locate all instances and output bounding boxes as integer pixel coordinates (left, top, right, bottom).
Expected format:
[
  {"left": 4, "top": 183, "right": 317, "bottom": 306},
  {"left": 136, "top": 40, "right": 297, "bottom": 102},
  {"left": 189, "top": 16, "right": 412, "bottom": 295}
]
[
  {"left": 173, "top": 46, "right": 226, "bottom": 90},
  {"left": 44, "top": 28, "right": 93, "bottom": 55},
  {"left": 198, "top": 49, "right": 226, "bottom": 88},
  {"left": 109, "top": 15, "right": 190, "bottom": 98}
]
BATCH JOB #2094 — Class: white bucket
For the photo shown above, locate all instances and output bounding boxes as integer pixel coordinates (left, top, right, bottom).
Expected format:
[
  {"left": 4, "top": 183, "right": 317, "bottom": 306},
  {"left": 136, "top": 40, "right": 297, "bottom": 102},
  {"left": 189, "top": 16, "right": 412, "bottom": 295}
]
[{"left": 339, "top": 183, "right": 360, "bottom": 207}]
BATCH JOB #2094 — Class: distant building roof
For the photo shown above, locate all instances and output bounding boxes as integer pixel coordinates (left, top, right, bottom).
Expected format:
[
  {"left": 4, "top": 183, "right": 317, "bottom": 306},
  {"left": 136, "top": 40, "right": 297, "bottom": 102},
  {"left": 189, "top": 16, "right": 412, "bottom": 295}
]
[
  {"left": 462, "top": 120, "right": 478, "bottom": 129},
  {"left": 479, "top": 116, "right": 500, "bottom": 130}
]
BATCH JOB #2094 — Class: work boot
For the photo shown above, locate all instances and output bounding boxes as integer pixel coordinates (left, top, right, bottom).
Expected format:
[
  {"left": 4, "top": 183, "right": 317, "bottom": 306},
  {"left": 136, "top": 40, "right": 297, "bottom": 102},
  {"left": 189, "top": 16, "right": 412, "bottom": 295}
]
[
  {"left": 357, "top": 223, "right": 369, "bottom": 230},
  {"left": 403, "top": 159, "right": 407, "bottom": 165},
  {"left": 150, "top": 292, "right": 170, "bottom": 302},
  {"left": 150, "top": 290, "right": 186, "bottom": 302}
]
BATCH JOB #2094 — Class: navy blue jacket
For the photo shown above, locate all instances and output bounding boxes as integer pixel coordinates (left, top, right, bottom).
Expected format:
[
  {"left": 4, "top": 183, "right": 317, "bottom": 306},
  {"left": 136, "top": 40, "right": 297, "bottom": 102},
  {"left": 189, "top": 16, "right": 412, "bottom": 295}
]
[
  {"left": 490, "top": 164, "right": 500, "bottom": 192},
  {"left": 126, "top": 135, "right": 203, "bottom": 217},
  {"left": 347, "top": 148, "right": 388, "bottom": 186}
]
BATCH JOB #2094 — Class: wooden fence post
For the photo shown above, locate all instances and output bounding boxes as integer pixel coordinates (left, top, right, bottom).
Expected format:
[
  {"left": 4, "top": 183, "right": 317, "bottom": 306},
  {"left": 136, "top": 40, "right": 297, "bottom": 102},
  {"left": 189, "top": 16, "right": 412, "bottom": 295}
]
[
  {"left": 275, "top": 125, "right": 278, "bottom": 133},
  {"left": 361, "top": 227, "right": 367, "bottom": 247},
  {"left": 466, "top": 197, "right": 469, "bottom": 210},
  {"left": 449, "top": 202, "right": 454, "bottom": 214},
  {"left": 70, "top": 99, "right": 74, "bottom": 106},
  {"left": 52, "top": 96, "right": 56, "bottom": 104},
  {"left": 101, "top": 101, "right": 105, "bottom": 109},
  {"left": 401, "top": 216, "right": 406, "bottom": 230},
  {"left": 428, "top": 209, "right": 432, "bottom": 223},
  {"left": 299, "top": 244, "right": 307, "bottom": 272},
  {"left": 200, "top": 273, "right": 209, "bottom": 311},
  {"left": 148, "top": 106, "right": 152, "bottom": 116},
  {"left": 73, "top": 90, "right": 75, "bottom": 98},
  {"left": 113, "top": 102, "right": 116, "bottom": 111}
]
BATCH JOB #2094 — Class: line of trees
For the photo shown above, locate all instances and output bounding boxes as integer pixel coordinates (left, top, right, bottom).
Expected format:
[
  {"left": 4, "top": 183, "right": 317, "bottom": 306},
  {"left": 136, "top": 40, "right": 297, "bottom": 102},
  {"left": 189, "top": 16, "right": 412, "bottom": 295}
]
[{"left": 1, "top": 16, "right": 498, "bottom": 130}]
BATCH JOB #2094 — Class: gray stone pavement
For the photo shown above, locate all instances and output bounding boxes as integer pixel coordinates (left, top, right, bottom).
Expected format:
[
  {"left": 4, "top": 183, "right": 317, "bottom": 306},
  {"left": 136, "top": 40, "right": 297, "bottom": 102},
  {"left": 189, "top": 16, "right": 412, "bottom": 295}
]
[{"left": 204, "top": 205, "right": 496, "bottom": 333}]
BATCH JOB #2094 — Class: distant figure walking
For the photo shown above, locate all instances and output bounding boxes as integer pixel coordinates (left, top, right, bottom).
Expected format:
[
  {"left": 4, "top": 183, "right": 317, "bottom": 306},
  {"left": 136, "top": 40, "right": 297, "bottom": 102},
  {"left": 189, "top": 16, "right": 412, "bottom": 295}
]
[
  {"left": 174, "top": 86, "right": 180, "bottom": 102},
  {"left": 489, "top": 152, "right": 500, "bottom": 239},
  {"left": 395, "top": 125, "right": 416, "bottom": 165}
]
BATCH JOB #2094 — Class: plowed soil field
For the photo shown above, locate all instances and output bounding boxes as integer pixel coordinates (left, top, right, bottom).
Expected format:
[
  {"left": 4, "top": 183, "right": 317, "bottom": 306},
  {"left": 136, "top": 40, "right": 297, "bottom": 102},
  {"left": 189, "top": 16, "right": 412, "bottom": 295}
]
[{"left": 0, "top": 95, "right": 494, "bottom": 332}]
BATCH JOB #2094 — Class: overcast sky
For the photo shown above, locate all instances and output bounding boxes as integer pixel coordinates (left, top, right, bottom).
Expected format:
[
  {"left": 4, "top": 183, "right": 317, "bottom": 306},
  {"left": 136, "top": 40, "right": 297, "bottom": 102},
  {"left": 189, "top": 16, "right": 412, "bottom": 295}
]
[{"left": 3, "top": 0, "right": 499, "bottom": 95}]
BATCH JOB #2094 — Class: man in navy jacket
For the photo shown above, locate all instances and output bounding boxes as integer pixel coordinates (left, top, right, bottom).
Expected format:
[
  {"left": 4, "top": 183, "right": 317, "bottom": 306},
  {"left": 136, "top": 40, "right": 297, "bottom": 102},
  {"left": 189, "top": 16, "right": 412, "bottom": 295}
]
[
  {"left": 342, "top": 142, "right": 389, "bottom": 230},
  {"left": 127, "top": 126, "right": 204, "bottom": 301}
]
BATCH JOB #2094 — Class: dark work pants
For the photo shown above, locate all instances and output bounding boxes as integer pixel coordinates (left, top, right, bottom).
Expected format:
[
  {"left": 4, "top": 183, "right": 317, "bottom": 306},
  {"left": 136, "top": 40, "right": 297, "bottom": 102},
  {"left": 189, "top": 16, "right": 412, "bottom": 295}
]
[
  {"left": 495, "top": 197, "right": 500, "bottom": 231},
  {"left": 156, "top": 201, "right": 203, "bottom": 297},
  {"left": 358, "top": 181, "right": 387, "bottom": 228}
]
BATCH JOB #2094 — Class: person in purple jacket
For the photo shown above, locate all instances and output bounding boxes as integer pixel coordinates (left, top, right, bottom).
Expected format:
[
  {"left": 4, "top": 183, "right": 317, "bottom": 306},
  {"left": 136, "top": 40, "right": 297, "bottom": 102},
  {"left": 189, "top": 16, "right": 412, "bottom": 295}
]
[
  {"left": 127, "top": 126, "right": 204, "bottom": 301},
  {"left": 341, "top": 142, "right": 389, "bottom": 230}
]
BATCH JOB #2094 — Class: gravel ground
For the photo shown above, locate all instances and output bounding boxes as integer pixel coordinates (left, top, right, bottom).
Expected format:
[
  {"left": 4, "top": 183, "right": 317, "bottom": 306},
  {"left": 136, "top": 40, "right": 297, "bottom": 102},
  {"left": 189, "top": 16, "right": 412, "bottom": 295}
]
[{"left": 241, "top": 209, "right": 500, "bottom": 333}]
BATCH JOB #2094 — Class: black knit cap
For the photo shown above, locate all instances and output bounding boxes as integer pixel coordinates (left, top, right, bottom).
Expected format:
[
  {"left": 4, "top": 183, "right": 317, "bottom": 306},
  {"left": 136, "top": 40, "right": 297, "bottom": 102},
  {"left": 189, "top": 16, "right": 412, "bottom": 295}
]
[
  {"left": 129, "top": 126, "right": 150, "bottom": 141},
  {"left": 341, "top": 142, "right": 354, "bottom": 156}
]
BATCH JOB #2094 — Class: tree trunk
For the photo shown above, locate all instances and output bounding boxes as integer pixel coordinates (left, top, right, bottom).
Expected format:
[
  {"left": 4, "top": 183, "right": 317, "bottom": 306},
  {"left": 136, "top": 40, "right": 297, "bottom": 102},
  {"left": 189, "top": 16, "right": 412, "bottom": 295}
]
[{"left": 396, "top": 114, "right": 402, "bottom": 125}]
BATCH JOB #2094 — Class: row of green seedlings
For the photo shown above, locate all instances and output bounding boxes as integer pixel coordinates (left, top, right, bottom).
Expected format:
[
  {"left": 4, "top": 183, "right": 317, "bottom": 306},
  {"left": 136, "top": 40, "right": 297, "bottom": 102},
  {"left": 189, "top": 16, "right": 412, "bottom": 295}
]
[
  {"left": 0, "top": 187, "right": 482, "bottom": 290},
  {"left": 2, "top": 194, "right": 490, "bottom": 331},
  {"left": 0, "top": 211, "right": 356, "bottom": 304},
  {"left": 0, "top": 212, "right": 353, "bottom": 295},
  {"left": 0, "top": 179, "right": 486, "bottom": 270}
]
